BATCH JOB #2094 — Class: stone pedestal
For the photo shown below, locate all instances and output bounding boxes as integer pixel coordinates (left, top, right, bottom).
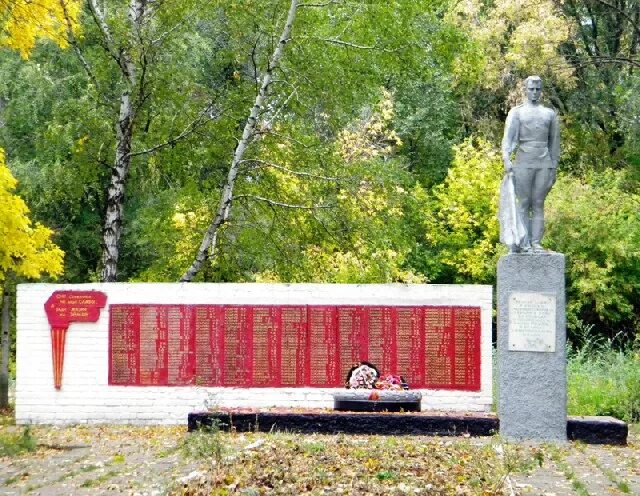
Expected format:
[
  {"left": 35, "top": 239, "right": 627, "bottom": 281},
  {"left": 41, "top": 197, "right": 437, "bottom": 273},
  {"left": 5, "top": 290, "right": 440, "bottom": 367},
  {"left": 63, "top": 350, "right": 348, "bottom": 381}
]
[{"left": 497, "top": 253, "right": 567, "bottom": 441}]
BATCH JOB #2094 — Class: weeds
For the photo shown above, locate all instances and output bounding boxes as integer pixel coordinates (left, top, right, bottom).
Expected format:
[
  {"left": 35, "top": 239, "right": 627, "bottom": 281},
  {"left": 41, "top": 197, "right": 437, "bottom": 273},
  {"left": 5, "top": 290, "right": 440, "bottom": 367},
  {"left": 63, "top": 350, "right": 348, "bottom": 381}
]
[
  {"left": 589, "top": 455, "right": 632, "bottom": 494},
  {"left": 180, "top": 433, "right": 537, "bottom": 495},
  {"left": 548, "top": 446, "right": 590, "bottom": 496},
  {"left": 181, "top": 420, "right": 225, "bottom": 461},
  {"left": 0, "top": 425, "right": 37, "bottom": 457},
  {"left": 0, "top": 403, "right": 14, "bottom": 426},
  {"left": 567, "top": 337, "right": 640, "bottom": 421}
]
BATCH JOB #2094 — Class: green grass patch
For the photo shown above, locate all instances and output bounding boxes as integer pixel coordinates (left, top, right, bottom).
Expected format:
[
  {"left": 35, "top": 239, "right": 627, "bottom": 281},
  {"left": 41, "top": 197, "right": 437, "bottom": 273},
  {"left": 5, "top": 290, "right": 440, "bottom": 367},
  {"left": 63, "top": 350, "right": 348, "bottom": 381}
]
[
  {"left": 79, "top": 469, "right": 121, "bottom": 488},
  {"left": 567, "top": 341, "right": 640, "bottom": 422},
  {"left": 181, "top": 421, "right": 225, "bottom": 461},
  {"left": 0, "top": 426, "right": 37, "bottom": 457}
]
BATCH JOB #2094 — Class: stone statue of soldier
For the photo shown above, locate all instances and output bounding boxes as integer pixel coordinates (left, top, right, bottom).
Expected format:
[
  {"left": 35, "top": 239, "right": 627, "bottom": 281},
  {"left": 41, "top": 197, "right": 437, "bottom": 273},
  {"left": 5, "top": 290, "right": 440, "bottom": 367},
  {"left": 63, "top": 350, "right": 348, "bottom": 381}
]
[{"left": 501, "top": 76, "right": 560, "bottom": 253}]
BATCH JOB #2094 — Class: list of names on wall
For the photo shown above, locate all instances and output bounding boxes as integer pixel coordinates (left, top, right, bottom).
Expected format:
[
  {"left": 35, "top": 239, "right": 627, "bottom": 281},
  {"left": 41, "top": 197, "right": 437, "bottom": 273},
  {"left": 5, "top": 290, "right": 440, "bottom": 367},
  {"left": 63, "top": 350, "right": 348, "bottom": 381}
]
[{"left": 109, "top": 305, "right": 481, "bottom": 390}]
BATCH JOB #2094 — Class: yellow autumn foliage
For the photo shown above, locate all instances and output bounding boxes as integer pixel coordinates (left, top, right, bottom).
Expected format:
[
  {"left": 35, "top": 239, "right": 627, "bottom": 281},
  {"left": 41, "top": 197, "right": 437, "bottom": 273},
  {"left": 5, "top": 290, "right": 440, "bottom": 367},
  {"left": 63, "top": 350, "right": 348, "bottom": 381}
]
[
  {"left": 447, "top": 0, "right": 575, "bottom": 91},
  {"left": 337, "top": 89, "right": 402, "bottom": 164},
  {"left": 423, "top": 138, "right": 503, "bottom": 283},
  {"left": 0, "top": 149, "right": 64, "bottom": 285},
  {"left": 0, "top": 0, "right": 82, "bottom": 58}
]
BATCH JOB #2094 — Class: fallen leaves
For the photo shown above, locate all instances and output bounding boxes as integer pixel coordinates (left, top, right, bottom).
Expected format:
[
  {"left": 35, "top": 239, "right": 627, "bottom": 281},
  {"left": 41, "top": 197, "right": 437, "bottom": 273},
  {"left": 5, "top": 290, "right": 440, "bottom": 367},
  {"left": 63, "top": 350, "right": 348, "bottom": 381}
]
[{"left": 179, "top": 433, "right": 538, "bottom": 495}]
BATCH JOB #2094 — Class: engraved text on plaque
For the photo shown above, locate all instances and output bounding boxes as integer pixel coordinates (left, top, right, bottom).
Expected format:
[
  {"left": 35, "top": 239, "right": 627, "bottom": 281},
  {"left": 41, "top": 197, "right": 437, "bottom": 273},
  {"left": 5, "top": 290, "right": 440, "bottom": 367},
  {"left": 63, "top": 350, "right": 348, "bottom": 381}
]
[{"left": 508, "top": 292, "right": 556, "bottom": 352}]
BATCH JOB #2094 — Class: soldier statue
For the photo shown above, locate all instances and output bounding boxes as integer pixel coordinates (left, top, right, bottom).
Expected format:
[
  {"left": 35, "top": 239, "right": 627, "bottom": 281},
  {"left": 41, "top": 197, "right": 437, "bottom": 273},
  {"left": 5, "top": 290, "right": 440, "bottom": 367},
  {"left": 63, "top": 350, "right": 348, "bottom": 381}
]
[{"left": 501, "top": 76, "right": 560, "bottom": 253}]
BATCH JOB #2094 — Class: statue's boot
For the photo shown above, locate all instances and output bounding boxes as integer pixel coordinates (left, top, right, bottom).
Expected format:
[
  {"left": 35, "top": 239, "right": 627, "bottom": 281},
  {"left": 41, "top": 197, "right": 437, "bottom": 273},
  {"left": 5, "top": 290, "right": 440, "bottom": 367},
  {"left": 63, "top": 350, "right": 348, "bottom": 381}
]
[{"left": 531, "top": 216, "right": 547, "bottom": 252}]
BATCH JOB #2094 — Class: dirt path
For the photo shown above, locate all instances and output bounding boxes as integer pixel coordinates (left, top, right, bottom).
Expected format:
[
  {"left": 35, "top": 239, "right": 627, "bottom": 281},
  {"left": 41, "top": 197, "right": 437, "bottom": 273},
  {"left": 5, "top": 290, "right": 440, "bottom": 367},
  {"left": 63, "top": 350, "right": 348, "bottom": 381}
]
[{"left": 1, "top": 424, "right": 638, "bottom": 495}]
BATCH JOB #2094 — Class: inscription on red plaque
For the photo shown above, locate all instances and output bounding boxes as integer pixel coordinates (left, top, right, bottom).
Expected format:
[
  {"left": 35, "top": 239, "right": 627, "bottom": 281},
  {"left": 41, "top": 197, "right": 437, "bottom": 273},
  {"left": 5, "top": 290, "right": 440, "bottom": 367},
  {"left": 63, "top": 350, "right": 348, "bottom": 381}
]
[
  {"left": 44, "top": 291, "right": 107, "bottom": 389},
  {"left": 109, "top": 305, "right": 481, "bottom": 390}
]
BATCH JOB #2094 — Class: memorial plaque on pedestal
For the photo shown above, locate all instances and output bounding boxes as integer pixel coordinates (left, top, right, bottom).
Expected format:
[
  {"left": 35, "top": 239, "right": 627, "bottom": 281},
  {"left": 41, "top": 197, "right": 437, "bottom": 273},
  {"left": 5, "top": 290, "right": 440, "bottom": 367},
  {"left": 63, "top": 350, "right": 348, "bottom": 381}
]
[{"left": 508, "top": 292, "right": 556, "bottom": 352}]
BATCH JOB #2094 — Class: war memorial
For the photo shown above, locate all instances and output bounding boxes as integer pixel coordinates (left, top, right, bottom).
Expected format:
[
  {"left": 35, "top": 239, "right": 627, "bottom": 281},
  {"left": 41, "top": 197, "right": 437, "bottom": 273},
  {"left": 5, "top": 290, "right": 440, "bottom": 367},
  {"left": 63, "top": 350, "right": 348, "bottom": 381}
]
[{"left": 13, "top": 78, "right": 627, "bottom": 444}]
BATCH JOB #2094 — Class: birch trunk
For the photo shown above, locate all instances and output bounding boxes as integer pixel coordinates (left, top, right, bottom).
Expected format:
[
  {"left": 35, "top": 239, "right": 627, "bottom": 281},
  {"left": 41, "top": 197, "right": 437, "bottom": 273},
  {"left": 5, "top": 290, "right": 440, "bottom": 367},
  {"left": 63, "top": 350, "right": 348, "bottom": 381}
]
[
  {"left": 180, "top": 0, "right": 299, "bottom": 282},
  {"left": 0, "top": 290, "right": 10, "bottom": 409},
  {"left": 99, "top": 0, "right": 142, "bottom": 282},
  {"left": 101, "top": 92, "right": 135, "bottom": 281}
]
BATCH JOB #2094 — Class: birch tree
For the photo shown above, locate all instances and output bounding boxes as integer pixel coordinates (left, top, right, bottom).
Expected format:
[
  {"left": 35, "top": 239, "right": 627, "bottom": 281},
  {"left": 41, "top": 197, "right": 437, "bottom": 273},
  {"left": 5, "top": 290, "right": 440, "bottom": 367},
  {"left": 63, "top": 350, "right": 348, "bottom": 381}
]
[
  {"left": 180, "top": 0, "right": 300, "bottom": 281},
  {"left": 57, "top": 0, "right": 217, "bottom": 281},
  {"left": 177, "top": 0, "right": 464, "bottom": 282}
]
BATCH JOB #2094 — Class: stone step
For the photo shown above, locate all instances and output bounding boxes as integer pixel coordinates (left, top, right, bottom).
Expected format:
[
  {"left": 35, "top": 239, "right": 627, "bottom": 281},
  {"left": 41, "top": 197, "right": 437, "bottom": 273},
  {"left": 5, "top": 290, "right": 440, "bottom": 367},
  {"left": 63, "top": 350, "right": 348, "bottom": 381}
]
[{"left": 188, "top": 411, "right": 627, "bottom": 445}]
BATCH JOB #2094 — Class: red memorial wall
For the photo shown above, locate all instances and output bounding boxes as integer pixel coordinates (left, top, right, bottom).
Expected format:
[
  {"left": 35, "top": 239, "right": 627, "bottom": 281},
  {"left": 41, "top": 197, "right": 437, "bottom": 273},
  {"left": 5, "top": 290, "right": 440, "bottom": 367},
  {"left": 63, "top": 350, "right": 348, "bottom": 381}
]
[{"left": 109, "top": 305, "right": 481, "bottom": 391}]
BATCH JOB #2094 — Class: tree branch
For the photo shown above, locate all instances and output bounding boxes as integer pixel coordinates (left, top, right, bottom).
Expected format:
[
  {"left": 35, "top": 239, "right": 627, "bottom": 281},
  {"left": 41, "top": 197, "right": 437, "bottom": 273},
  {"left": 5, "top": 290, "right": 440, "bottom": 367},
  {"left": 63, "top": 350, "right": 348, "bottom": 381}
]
[
  {"left": 127, "top": 104, "right": 218, "bottom": 158},
  {"left": 180, "top": 0, "right": 300, "bottom": 282},
  {"left": 592, "top": 0, "right": 640, "bottom": 38},
  {"left": 299, "top": 1, "right": 341, "bottom": 6},
  {"left": 235, "top": 194, "right": 334, "bottom": 210},
  {"left": 87, "top": 0, "right": 121, "bottom": 63},
  {"left": 58, "top": 1, "right": 102, "bottom": 95},
  {"left": 309, "top": 36, "right": 398, "bottom": 52},
  {"left": 239, "top": 159, "right": 338, "bottom": 180}
]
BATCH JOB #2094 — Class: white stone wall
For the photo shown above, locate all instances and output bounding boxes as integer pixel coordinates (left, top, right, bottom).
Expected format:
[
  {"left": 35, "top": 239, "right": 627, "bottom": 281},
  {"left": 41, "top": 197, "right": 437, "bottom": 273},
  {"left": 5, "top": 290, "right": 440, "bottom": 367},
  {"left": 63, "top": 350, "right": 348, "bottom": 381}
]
[{"left": 16, "top": 283, "right": 493, "bottom": 425}]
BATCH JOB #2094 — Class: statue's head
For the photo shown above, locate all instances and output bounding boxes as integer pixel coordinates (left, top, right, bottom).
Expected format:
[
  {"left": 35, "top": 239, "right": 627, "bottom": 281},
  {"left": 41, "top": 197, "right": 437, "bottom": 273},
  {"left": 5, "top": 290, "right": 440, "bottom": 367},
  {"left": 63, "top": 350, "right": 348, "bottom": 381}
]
[{"left": 524, "top": 76, "right": 542, "bottom": 104}]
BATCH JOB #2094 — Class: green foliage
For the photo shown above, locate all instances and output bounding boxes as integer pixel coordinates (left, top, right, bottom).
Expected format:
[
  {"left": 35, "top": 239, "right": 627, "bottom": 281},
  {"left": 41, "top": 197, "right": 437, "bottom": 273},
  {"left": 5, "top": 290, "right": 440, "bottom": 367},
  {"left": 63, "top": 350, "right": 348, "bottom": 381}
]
[
  {"left": 0, "top": 148, "right": 64, "bottom": 283},
  {"left": 0, "top": 426, "right": 37, "bottom": 457},
  {"left": 420, "top": 138, "right": 503, "bottom": 284},
  {"left": 567, "top": 340, "right": 640, "bottom": 422},
  {"left": 1, "top": 0, "right": 640, "bottom": 338},
  {"left": 545, "top": 171, "right": 640, "bottom": 335}
]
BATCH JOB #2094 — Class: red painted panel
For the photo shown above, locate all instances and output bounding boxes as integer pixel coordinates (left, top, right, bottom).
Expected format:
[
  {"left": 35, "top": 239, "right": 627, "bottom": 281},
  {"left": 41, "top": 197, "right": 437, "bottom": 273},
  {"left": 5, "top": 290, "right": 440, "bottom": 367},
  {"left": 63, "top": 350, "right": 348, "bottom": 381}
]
[
  {"left": 280, "top": 306, "right": 308, "bottom": 386},
  {"left": 45, "top": 291, "right": 107, "bottom": 328},
  {"left": 107, "top": 304, "right": 482, "bottom": 391},
  {"left": 395, "top": 307, "right": 424, "bottom": 385},
  {"left": 109, "top": 305, "right": 140, "bottom": 385},
  {"left": 308, "top": 306, "right": 338, "bottom": 386},
  {"left": 45, "top": 290, "right": 107, "bottom": 389}
]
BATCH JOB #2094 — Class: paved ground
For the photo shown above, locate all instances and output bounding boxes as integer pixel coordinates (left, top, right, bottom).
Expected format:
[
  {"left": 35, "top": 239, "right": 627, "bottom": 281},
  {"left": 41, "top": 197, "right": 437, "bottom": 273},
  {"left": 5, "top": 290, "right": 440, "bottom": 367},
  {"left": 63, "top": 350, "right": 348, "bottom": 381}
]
[
  {"left": 508, "top": 432, "right": 640, "bottom": 495},
  {"left": 0, "top": 425, "right": 197, "bottom": 495},
  {"left": 0, "top": 423, "right": 638, "bottom": 495}
]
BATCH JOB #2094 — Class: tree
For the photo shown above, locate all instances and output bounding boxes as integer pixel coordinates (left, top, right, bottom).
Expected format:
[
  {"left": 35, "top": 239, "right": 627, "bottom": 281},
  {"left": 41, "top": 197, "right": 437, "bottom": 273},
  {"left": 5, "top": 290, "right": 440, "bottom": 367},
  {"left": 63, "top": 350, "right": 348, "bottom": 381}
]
[
  {"left": 0, "top": 149, "right": 63, "bottom": 407},
  {"left": 545, "top": 170, "right": 640, "bottom": 338},
  {"left": 555, "top": 0, "right": 640, "bottom": 172},
  {"left": 0, "top": 0, "right": 81, "bottom": 58},
  {"left": 180, "top": 0, "right": 300, "bottom": 282},
  {"left": 419, "top": 138, "right": 503, "bottom": 284},
  {"left": 179, "top": 0, "right": 463, "bottom": 282}
]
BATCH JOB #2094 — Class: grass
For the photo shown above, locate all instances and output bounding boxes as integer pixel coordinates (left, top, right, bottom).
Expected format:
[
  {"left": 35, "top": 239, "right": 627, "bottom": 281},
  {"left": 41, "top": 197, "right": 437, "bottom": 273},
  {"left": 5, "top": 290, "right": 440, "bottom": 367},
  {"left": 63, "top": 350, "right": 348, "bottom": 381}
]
[
  {"left": 0, "top": 403, "right": 38, "bottom": 458},
  {"left": 181, "top": 420, "right": 225, "bottom": 461},
  {"left": 589, "top": 455, "right": 631, "bottom": 494},
  {"left": 567, "top": 339, "right": 640, "bottom": 422},
  {"left": 0, "top": 403, "right": 14, "bottom": 426},
  {"left": 0, "top": 425, "right": 37, "bottom": 457},
  {"left": 493, "top": 342, "right": 640, "bottom": 422},
  {"left": 79, "top": 469, "right": 121, "bottom": 488}
]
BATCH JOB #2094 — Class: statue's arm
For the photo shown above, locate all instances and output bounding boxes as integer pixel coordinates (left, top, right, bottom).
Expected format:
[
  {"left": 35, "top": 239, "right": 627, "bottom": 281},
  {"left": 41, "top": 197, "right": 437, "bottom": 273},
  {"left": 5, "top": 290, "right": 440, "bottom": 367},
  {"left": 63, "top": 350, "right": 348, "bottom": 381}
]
[
  {"left": 549, "top": 111, "right": 560, "bottom": 168},
  {"left": 502, "top": 108, "right": 518, "bottom": 172}
]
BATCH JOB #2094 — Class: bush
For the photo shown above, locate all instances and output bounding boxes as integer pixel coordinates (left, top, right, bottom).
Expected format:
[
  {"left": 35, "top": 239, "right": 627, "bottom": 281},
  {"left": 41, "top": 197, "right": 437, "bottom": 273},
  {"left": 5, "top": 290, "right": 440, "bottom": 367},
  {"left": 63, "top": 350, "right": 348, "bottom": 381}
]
[{"left": 181, "top": 420, "right": 225, "bottom": 461}]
